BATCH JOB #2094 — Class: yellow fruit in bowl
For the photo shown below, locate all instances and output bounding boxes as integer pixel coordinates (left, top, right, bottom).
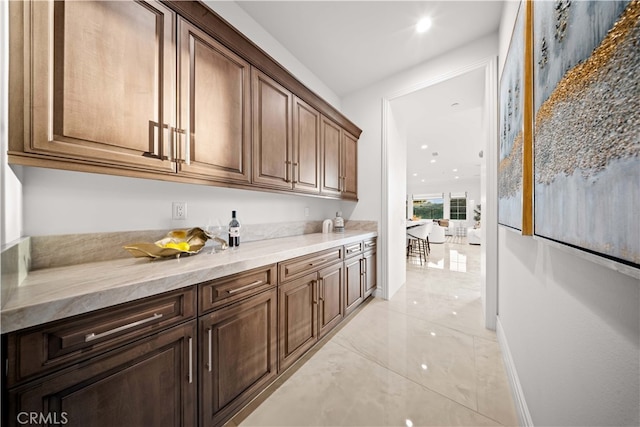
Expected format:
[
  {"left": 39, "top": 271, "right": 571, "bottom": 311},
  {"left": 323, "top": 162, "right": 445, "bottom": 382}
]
[{"left": 164, "top": 242, "right": 190, "bottom": 251}]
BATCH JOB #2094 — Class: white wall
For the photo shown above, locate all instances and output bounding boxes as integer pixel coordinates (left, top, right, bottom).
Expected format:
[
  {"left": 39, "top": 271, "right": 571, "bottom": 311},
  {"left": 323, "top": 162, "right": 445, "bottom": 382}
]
[
  {"left": 384, "top": 107, "right": 406, "bottom": 298},
  {"left": 6, "top": 1, "right": 345, "bottom": 237},
  {"left": 497, "top": 2, "right": 640, "bottom": 426},
  {"left": 203, "top": 1, "right": 341, "bottom": 110},
  {"left": 342, "top": 34, "right": 498, "bottom": 299},
  {"left": 342, "top": 34, "right": 498, "bottom": 224},
  {"left": 22, "top": 168, "right": 342, "bottom": 235}
]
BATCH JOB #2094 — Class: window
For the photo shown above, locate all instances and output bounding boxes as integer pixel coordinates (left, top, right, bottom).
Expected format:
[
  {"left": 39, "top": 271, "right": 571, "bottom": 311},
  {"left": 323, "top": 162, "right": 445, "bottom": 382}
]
[
  {"left": 450, "top": 197, "right": 467, "bottom": 220},
  {"left": 413, "top": 197, "right": 443, "bottom": 219}
]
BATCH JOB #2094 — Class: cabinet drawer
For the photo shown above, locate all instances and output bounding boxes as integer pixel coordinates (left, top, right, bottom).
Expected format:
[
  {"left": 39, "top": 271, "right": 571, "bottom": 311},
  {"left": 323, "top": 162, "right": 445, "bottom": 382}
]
[
  {"left": 363, "top": 238, "right": 377, "bottom": 252},
  {"left": 344, "top": 241, "right": 363, "bottom": 258},
  {"left": 279, "top": 247, "right": 343, "bottom": 282},
  {"left": 199, "top": 264, "right": 277, "bottom": 314},
  {"left": 6, "top": 287, "right": 196, "bottom": 388}
]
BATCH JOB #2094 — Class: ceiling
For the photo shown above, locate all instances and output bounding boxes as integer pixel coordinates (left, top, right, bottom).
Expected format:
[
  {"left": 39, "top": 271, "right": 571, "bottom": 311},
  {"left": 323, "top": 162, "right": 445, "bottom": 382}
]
[
  {"left": 393, "top": 67, "right": 486, "bottom": 189},
  {"left": 234, "top": 1, "right": 503, "bottom": 189}
]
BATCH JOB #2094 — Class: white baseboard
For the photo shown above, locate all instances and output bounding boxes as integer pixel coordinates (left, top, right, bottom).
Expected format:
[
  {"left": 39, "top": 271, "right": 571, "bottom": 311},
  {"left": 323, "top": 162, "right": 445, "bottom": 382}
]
[{"left": 496, "top": 317, "right": 534, "bottom": 427}]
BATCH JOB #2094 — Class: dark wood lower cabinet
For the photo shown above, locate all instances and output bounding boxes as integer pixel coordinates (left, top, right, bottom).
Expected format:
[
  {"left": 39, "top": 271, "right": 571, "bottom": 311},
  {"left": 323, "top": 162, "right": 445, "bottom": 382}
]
[
  {"left": 200, "top": 288, "right": 277, "bottom": 427},
  {"left": 278, "top": 272, "right": 318, "bottom": 372},
  {"left": 2, "top": 241, "right": 375, "bottom": 427},
  {"left": 6, "top": 321, "right": 197, "bottom": 427},
  {"left": 318, "top": 262, "right": 344, "bottom": 338},
  {"left": 344, "top": 255, "right": 365, "bottom": 316},
  {"left": 363, "top": 249, "right": 377, "bottom": 298}
]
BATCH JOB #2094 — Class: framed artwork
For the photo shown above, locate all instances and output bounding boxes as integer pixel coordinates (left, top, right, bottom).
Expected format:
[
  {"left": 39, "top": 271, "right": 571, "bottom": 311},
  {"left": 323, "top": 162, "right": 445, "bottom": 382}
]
[
  {"left": 498, "top": 0, "right": 533, "bottom": 235},
  {"left": 533, "top": 0, "right": 639, "bottom": 268}
]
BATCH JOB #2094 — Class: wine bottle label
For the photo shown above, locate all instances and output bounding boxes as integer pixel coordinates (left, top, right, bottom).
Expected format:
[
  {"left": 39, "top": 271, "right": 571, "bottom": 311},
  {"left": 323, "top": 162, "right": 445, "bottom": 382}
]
[{"left": 229, "top": 227, "right": 240, "bottom": 237}]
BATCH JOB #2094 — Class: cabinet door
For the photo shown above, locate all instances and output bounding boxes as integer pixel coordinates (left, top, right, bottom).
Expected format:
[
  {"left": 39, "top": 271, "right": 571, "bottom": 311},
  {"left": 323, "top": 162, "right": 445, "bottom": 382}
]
[
  {"left": 252, "top": 69, "right": 293, "bottom": 189},
  {"left": 344, "top": 256, "right": 364, "bottom": 316},
  {"left": 7, "top": 321, "right": 197, "bottom": 427},
  {"left": 292, "top": 97, "right": 321, "bottom": 194},
  {"left": 318, "top": 262, "right": 344, "bottom": 338},
  {"left": 177, "top": 19, "right": 251, "bottom": 183},
  {"left": 278, "top": 272, "right": 318, "bottom": 372},
  {"left": 320, "top": 116, "right": 342, "bottom": 197},
  {"left": 27, "top": 0, "right": 176, "bottom": 172},
  {"left": 363, "top": 250, "right": 377, "bottom": 298},
  {"left": 342, "top": 131, "right": 359, "bottom": 200},
  {"left": 200, "top": 289, "right": 277, "bottom": 427}
]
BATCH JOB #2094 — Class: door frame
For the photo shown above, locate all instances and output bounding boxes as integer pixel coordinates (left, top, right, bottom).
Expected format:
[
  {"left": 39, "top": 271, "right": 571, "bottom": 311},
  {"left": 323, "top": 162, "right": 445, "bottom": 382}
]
[{"left": 379, "top": 56, "right": 499, "bottom": 330}]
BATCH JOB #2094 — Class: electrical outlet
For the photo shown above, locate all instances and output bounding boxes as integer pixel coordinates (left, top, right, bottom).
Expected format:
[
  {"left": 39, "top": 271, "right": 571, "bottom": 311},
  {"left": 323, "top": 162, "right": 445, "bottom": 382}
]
[{"left": 172, "top": 202, "right": 187, "bottom": 220}]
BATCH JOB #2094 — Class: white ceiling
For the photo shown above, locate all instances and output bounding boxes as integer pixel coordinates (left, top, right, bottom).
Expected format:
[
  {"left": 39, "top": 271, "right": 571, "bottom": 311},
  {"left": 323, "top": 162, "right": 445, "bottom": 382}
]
[
  {"left": 234, "top": 1, "right": 503, "bottom": 188},
  {"left": 393, "top": 67, "right": 486, "bottom": 188}
]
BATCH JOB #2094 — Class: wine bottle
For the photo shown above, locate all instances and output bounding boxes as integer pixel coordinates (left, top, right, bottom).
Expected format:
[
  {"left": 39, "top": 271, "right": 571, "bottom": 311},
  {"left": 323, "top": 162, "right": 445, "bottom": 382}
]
[{"left": 228, "top": 210, "right": 241, "bottom": 247}]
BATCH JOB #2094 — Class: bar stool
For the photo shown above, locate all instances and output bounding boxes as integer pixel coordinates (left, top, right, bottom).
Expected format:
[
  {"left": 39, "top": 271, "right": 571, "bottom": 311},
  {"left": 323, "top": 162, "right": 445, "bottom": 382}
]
[{"left": 406, "top": 223, "right": 432, "bottom": 264}]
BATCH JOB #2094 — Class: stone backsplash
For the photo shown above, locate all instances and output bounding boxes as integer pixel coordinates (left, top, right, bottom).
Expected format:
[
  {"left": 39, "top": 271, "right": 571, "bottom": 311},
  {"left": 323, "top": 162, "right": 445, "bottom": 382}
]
[{"left": 27, "top": 220, "right": 378, "bottom": 270}]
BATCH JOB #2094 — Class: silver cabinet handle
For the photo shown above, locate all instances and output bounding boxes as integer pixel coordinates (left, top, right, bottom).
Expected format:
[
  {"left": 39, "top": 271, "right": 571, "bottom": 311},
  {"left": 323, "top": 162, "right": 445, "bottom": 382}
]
[
  {"left": 346, "top": 244, "right": 360, "bottom": 253},
  {"left": 227, "top": 280, "right": 263, "bottom": 294},
  {"left": 85, "top": 313, "right": 163, "bottom": 342},
  {"left": 365, "top": 241, "right": 376, "bottom": 248},
  {"left": 312, "top": 280, "right": 318, "bottom": 304},
  {"left": 308, "top": 259, "right": 327, "bottom": 267},
  {"left": 207, "top": 328, "right": 212, "bottom": 373},
  {"left": 188, "top": 337, "right": 193, "bottom": 384}
]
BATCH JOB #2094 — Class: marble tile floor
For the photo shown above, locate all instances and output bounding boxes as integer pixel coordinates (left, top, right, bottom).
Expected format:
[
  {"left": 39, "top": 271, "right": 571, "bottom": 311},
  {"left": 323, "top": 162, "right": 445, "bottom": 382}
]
[{"left": 230, "top": 241, "right": 518, "bottom": 427}]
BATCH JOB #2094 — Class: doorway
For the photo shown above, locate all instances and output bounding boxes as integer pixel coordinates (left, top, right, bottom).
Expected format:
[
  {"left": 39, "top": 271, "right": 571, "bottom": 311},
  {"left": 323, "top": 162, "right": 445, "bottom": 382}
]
[{"left": 380, "top": 57, "right": 498, "bottom": 330}]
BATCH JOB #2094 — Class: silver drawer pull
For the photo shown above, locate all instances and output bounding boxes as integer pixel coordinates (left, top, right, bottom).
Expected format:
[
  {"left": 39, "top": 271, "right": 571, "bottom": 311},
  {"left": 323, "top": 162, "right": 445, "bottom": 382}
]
[
  {"left": 227, "top": 280, "right": 263, "bottom": 294},
  {"left": 207, "top": 328, "right": 212, "bottom": 372},
  {"left": 308, "top": 259, "right": 327, "bottom": 267},
  {"left": 188, "top": 337, "right": 193, "bottom": 384},
  {"left": 346, "top": 245, "right": 360, "bottom": 252},
  {"left": 365, "top": 241, "right": 376, "bottom": 247},
  {"left": 85, "top": 313, "right": 163, "bottom": 342}
]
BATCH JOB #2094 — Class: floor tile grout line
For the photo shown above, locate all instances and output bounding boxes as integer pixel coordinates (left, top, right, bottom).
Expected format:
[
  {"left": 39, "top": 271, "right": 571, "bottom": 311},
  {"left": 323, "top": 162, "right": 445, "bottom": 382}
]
[
  {"left": 375, "top": 302, "right": 497, "bottom": 343},
  {"left": 330, "top": 334, "right": 497, "bottom": 420},
  {"left": 343, "top": 306, "right": 512, "bottom": 427}
]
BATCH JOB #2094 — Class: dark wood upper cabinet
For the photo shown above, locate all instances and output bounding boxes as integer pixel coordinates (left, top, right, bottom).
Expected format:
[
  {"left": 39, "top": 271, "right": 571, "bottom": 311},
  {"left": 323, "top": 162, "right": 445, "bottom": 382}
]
[
  {"left": 321, "top": 116, "right": 359, "bottom": 199},
  {"left": 177, "top": 18, "right": 251, "bottom": 184},
  {"left": 342, "top": 131, "right": 359, "bottom": 200},
  {"left": 17, "top": 0, "right": 177, "bottom": 172},
  {"left": 251, "top": 68, "right": 293, "bottom": 190},
  {"left": 9, "top": 0, "right": 361, "bottom": 200},
  {"left": 292, "top": 97, "right": 321, "bottom": 194},
  {"left": 320, "top": 116, "right": 343, "bottom": 197}
]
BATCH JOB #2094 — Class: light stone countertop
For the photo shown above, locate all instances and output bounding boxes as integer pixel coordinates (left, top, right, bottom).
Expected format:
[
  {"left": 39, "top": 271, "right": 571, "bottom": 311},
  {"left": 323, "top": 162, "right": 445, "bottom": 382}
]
[{"left": 1, "top": 230, "right": 376, "bottom": 334}]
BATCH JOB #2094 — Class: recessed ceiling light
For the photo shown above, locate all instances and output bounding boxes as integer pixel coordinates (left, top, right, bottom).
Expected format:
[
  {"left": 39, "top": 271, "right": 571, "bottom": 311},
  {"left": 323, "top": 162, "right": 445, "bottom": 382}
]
[
  {"left": 452, "top": 168, "right": 458, "bottom": 172},
  {"left": 413, "top": 173, "right": 418, "bottom": 176},
  {"left": 421, "top": 179, "right": 425, "bottom": 182},
  {"left": 455, "top": 176, "right": 459, "bottom": 179},
  {"left": 430, "top": 159, "right": 436, "bottom": 163},
  {"left": 416, "top": 17, "right": 432, "bottom": 33},
  {"left": 421, "top": 144, "right": 428, "bottom": 149}
]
